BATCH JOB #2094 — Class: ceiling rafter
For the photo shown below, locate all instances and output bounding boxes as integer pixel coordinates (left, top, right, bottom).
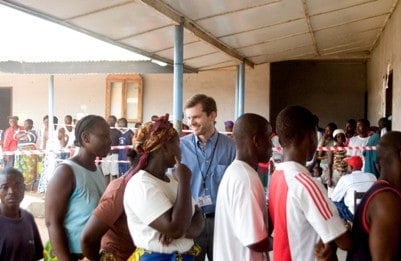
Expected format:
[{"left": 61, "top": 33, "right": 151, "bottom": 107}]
[
  {"left": 194, "top": 0, "right": 281, "bottom": 22},
  {"left": 65, "top": 1, "right": 132, "bottom": 20},
  {"left": 141, "top": 0, "right": 254, "bottom": 68},
  {"left": 370, "top": 0, "right": 400, "bottom": 51},
  {"left": 301, "top": 0, "right": 320, "bottom": 57}
]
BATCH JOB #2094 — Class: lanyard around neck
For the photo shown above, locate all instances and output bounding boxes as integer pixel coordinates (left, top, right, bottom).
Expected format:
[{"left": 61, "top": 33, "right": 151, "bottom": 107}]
[{"left": 194, "top": 133, "right": 220, "bottom": 188}]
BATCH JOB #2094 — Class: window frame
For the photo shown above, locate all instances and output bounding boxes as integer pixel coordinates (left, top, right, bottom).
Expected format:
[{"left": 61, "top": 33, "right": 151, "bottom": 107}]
[{"left": 105, "top": 74, "right": 143, "bottom": 123}]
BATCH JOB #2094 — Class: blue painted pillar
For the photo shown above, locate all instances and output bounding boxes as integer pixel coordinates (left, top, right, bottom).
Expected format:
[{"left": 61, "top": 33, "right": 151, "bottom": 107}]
[
  {"left": 235, "top": 66, "right": 240, "bottom": 119},
  {"left": 235, "top": 63, "right": 245, "bottom": 119},
  {"left": 173, "top": 20, "right": 184, "bottom": 134}
]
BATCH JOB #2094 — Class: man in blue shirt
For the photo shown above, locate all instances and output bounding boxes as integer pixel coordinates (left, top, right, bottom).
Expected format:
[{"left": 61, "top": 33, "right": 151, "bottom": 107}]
[{"left": 180, "top": 94, "right": 236, "bottom": 261}]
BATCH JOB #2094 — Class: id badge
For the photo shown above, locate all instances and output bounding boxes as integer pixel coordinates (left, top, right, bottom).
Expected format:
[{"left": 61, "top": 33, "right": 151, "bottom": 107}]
[{"left": 198, "top": 195, "right": 212, "bottom": 207}]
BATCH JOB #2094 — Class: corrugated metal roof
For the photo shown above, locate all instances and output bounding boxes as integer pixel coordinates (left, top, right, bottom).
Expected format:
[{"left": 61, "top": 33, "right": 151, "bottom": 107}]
[
  {"left": 0, "top": 61, "right": 174, "bottom": 74},
  {"left": 0, "top": 4, "right": 150, "bottom": 63},
  {"left": 1, "top": 0, "right": 399, "bottom": 71}
]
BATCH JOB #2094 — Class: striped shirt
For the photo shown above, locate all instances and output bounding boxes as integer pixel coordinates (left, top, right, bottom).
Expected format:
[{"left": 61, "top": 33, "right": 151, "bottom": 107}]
[{"left": 268, "top": 161, "right": 347, "bottom": 261}]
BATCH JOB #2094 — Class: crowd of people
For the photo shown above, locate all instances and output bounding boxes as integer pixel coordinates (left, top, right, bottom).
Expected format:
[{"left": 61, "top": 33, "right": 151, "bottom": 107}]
[
  {"left": 0, "top": 94, "right": 400, "bottom": 261},
  {"left": 0, "top": 114, "right": 76, "bottom": 193},
  {"left": 0, "top": 114, "right": 139, "bottom": 190}
]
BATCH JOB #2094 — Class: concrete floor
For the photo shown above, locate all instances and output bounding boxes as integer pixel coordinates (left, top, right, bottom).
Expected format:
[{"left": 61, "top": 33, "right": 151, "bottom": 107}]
[
  {"left": 21, "top": 191, "right": 48, "bottom": 244},
  {"left": 20, "top": 191, "right": 47, "bottom": 261},
  {"left": 21, "top": 191, "right": 347, "bottom": 261}
]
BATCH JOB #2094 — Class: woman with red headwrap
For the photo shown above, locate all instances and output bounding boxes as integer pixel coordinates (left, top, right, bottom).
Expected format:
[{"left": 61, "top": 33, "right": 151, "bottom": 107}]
[{"left": 124, "top": 114, "right": 204, "bottom": 261}]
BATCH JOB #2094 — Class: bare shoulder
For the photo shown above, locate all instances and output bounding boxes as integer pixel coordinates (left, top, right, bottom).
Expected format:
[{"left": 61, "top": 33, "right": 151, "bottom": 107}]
[
  {"left": 367, "top": 190, "right": 401, "bottom": 226},
  {"left": 46, "top": 163, "right": 76, "bottom": 198},
  {"left": 54, "top": 163, "right": 75, "bottom": 180}
]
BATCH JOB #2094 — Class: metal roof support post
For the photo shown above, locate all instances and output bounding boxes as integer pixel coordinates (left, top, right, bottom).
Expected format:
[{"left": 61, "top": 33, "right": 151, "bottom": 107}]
[
  {"left": 235, "top": 66, "right": 240, "bottom": 119},
  {"left": 48, "top": 75, "right": 55, "bottom": 144},
  {"left": 235, "top": 63, "right": 245, "bottom": 118},
  {"left": 173, "top": 20, "right": 184, "bottom": 134}
]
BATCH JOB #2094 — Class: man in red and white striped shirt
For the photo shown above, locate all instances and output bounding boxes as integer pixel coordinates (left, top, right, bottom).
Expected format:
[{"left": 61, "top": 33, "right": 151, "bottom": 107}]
[{"left": 268, "top": 106, "right": 352, "bottom": 261}]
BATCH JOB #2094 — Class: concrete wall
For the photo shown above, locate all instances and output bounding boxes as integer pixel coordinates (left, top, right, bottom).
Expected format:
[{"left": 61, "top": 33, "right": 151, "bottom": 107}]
[
  {"left": 144, "top": 63, "right": 270, "bottom": 130},
  {"left": 367, "top": 2, "right": 401, "bottom": 131},
  {"left": 0, "top": 74, "right": 106, "bottom": 130},
  {"left": 0, "top": 63, "right": 270, "bottom": 132},
  {"left": 270, "top": 61, "right": 367, "bottom": 129}
]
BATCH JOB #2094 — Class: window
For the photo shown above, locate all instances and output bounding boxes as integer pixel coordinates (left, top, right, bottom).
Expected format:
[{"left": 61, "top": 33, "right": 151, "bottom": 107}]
[{"left": 106, "top": 74, "right": 143, "bottom": 123}]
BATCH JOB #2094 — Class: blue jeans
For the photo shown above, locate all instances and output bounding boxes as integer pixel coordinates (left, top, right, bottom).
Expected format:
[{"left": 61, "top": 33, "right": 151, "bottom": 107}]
[
  {"left": 333, "top": 200, "right": 354, "bottom": 221},
  {"left": 194, "top": 216, "right": 214, "bottom": 261}
]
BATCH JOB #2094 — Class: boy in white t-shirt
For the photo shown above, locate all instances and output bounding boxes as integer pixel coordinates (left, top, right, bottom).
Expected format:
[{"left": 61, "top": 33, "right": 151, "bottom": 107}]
[
  {"left": 268, "top": 106, "right": 352, "bottom": 261},
  {"left": 214, "top": 113, "right": 272, "bottom": 261}
]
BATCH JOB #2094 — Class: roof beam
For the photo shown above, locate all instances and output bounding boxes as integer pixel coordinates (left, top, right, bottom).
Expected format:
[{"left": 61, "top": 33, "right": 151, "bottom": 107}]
[
  {"left": 301, "top": 0, "right": 320, "bottom": 57},
  {"left": 141, "top": 0, "right": 254, "bottom": 68}
]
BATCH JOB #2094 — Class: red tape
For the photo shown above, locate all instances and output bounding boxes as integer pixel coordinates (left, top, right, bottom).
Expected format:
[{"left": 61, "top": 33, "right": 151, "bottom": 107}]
[{"left": 1, "top": 145, "right": 376, "bottom": 156}]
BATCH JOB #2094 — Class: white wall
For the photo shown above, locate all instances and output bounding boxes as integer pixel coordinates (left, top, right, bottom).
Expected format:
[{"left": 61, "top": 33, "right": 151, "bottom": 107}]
[
  {"left": 0, "top": 63, "right": 270, "bottom": 132},
  {"left": 367, "top": 2, "right": 401, "bottom": 130},
  {"left": 143, "top": 63, "right": 270, "bottom": 130},
  {"left": 0, "top": 74, "right": 106, "bottom": 129}
]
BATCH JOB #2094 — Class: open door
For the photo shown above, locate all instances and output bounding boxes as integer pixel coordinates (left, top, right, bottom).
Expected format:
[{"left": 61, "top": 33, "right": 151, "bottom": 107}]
[{"left": 0, "top": 87, "right": 12, "bottom": 134}]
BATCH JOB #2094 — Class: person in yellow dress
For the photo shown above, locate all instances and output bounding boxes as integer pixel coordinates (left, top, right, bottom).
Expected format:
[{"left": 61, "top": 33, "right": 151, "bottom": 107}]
[{"left": 14, "top": 119, "right": 38, "bottom": 191}]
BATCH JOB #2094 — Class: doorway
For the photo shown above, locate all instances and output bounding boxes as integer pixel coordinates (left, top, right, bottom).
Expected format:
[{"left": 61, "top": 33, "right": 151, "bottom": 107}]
[{"left": 0, "top": 87, "right": 12, "bottom": 133}]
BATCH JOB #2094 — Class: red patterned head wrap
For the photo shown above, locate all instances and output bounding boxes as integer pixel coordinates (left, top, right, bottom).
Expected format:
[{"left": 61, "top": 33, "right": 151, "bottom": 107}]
[{"left": 124, "top": 114, "right": 177, "bottom": 182}]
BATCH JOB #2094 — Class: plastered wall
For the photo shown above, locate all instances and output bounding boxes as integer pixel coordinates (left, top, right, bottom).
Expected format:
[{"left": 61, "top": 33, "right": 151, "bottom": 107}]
[
  {"left": 270, "top": 60, "right": 367, "bottom": 129},
  {"left": 0, "top": 63, "right": 270, "bottom": 132},
  {"left": 367, "top": 1, "right": 401, "bottom": 131},
  {"left": 144, "top": 63, "right": 270, "bottom": 130},
  {"left": 0, "top": 74, "right": 106, "bottom": 130}
]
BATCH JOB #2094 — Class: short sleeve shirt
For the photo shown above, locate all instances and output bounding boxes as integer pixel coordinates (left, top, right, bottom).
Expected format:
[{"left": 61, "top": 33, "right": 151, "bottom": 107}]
[
  {"left": 92, "top": 178, "right": 135, "bottom": 260},
  {"left": 0, "top": 209, "right": 43, "bottom": 261},
  {"left": 268, "top": 161, "right": 347, "bottom": 261},
  {"left": 124, "top": 170, "right": 195, "bottom": 253},
  {"left": 214, "top": 160, "right": 269, "bottom": 261}
]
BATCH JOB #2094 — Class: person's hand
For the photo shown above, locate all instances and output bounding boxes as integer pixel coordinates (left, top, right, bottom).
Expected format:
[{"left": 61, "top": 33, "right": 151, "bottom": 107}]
[
  {"left": 269, "top": 159, "right": 276, "bottom": 174},
  {"left": 314, "top": 240, "right": 338, "bottom": 261},
  {"left": 327, "top": 178, "right": 333, "bottom": 188},
  {"left": 159, "top": 233, "right": 174, "bottom": 246},
  {"left": 172, "top": 157, "right": 192, "bottom": 183}
]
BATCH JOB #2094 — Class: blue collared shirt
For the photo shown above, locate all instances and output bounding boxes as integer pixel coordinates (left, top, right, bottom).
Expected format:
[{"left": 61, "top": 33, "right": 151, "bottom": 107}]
[{"left": 180, "top": 131, "right": 236, "bottom": 214}]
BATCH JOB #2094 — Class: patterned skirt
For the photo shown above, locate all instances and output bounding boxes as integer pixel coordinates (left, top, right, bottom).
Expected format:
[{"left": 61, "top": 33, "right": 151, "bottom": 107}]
[
  {"left": 128, "top": 244, "right": 200, "bottom": 261},
  {"left": 14, "top": 144, "right": 38, "bottom": 186}
]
